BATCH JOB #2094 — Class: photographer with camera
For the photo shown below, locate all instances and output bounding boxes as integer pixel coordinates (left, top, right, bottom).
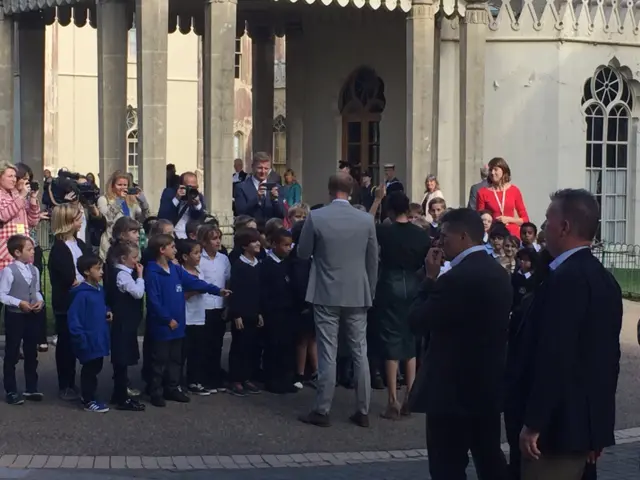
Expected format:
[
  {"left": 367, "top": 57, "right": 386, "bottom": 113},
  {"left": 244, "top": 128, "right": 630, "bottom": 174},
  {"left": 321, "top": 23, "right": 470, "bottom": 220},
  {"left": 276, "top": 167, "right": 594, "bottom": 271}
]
[
  {"left": 0, "top": 163, "right": 42, "bottom": 271},
  {"left": 157, "top": 171, "right": 206, "bottom": 239},
  {"left": 234, "top": 152, "right": 285, "bottom": 222},
  {"left": 97, "top": 171, "right": 148, "bottom": 259}
]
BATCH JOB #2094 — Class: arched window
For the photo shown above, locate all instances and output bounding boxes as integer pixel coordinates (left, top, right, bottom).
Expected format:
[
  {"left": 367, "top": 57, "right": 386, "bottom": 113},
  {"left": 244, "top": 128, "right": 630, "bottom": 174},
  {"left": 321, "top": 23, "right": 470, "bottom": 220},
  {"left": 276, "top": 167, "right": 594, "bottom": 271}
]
[
  {"left": 339, "top": 66, "right": 386, "bottom": 184},
  {"left": 126, "top": 106, "right": 139, "bottom": 184},
  {"left": 233, "top": 131, "right": 244, "bottom": 160},
  {"left": 582, "top": 66, "right": 634, "bottom": 243},
  {"left": 273, "top": 115, "right": 287, "bottom": 176}
]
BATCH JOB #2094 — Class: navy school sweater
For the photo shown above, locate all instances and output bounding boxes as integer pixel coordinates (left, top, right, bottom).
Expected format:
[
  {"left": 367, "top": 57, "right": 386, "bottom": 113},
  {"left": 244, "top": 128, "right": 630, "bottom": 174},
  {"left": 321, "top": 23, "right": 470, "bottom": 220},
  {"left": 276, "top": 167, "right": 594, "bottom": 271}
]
[
  {"left": 260, "top": 254, "right": 293, "bottom": 314},
  {"left": 67, "top": 282, "right": 110, "bottom": 365},
  {"left": 144, "top": 261, "right": 222, "bottom": 341},
  {"left": 228, "top": 258, "right": 261, "bottom": 321}
]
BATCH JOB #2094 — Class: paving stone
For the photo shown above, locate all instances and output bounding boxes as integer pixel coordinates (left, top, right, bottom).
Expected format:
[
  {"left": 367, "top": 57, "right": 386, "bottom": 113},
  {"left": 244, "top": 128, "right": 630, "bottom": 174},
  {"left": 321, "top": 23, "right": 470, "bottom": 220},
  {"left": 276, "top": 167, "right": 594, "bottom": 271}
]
[
  {"left": 246, "top": 455, "right": 263, "bottom": 464},
  {"left": 110, "top": 456, "right": 125, "bottom": 469},
  {"left": 77, "top": 456, "right": 94, "bottom": 469},
  {"left": 361, "top": 451, "right": 380, "bottom": 460},
  {"left": 290, "top": 454, "right": 308, "bottom": 463},
  {"left": 218, "top": 456, "right": 235, "bottom": 465},
  {"left": 157, "top": 457, "right": 175, "bottom": 469},
  {"left": 261, "top": 455, "right": 277, "bottom": 464},
  {"left": 404, "top": 450, "right": 420, "bottom": 458},
  {"left": 141, "top": 457, "right": 159, "bottom": 469},
  {"left": 319, "top": 453, "right": 336, "bottom": 461},
  {"left": 9, "top": 455, "right": 31, "bottom": 468},
  {"left": 377, "top": 451, "right": 392, "bottom": 459},
  {"left": 186, "top": 456, "right": 206, "bottom": 469},
  {"left": 304, "top": 453, "right": 322, "bottom": 462},
  {"left": 202, "top": 456, "right": 220, "bottom": 467},
  {"left": 276, "top": 454, "right": 294, "bottom": 463},
  {"left": 334, "top": 452, "right": 350, "bottom": 460},
  {"left": 389, "top": 451, "right": 406, "bottom": 459},
  {"left": 348, "top": 452, "right": 365, "bottom": 460},
  {"left": 172, "top": 456, "right": 192, "bottom": 470},
  {"left": 253, "top": 463, "right": 270, "bottom": 468},
  {"left": 27, "top": 455, "right": 48, "bottom": 469},
  {"left": 61, "top": 456, "right": 79, "bottom": 468},
  {"left": 93, "top": 457, "right": 109, "bottom": 469},
  {"left": 125, "top": 456, "right": 142, "bottom": 469},
  {"left": 416, "top": 449, "right": 428, "bottom": 456},
  {"left": 0, "top": 456, "right": 16, "bottom": 467},
  {"left": 231, "top": 455, "right": 249, "bottom": 464}
]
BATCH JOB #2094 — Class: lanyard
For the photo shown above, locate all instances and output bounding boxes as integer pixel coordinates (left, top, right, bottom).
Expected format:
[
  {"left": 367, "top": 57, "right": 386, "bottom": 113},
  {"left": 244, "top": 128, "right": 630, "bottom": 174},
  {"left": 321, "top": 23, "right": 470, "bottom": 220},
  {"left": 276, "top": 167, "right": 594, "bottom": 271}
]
[{"left": 492, "top": 188, "right": 506, "bottom": 216}]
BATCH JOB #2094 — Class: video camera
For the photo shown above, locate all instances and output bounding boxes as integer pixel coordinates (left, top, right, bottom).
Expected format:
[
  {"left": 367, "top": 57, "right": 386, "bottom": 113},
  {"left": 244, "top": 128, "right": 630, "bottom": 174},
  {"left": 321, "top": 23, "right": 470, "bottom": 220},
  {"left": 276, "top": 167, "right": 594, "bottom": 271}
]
[
  {"left": 51, "top": 170, "right": 100, "bottom": 206},
  {"left": 179, "top": 185, "right": 199, "bottom": 202}
]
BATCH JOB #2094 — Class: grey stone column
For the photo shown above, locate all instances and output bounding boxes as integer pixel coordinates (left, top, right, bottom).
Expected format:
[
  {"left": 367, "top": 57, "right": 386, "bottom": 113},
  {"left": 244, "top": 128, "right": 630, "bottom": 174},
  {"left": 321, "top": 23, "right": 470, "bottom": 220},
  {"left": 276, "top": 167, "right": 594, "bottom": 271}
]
[
  {"left": 203, "top": 0, "right": 237, "bottom": 218},
  {"left": 285, "top": 24, "right": 304, "bottom": 186},
  {"left": 459, "top": 0, "right": 488, "bottom": 204},
  {"left": 18, "top": 15, "right": 45, "bottom": 172},
  {"left": 97, "top": 0, "right": 128, "bottom": 190},
  {"left": 0, "top": 12, "right": 13, "bottom": 165},
  {"left": 135, "top": 0, "right": 168, "bottom": 212},
  {"left": 196, "top": 36, "right": 203, "bottom": 179},
  {"left": 406, "top": 0, "right": 438, "bottom": 202},
  {"left": 250, "top": 25, "right": 274, "bottom": 156}
]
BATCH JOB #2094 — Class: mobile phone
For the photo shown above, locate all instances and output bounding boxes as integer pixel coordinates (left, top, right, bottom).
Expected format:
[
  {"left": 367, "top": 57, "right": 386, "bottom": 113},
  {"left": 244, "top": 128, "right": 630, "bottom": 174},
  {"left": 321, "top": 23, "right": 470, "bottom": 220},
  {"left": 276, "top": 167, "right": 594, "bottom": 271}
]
[{"left": 263, "top": 182, "right": 277, "bottom": 190}]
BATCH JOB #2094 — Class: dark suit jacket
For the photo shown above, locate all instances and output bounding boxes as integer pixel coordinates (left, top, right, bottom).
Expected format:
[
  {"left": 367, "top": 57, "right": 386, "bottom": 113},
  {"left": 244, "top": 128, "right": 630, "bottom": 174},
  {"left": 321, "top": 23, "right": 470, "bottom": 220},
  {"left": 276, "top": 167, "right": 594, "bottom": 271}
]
[
  {"left": 505, "top": 248, "right": 622, "bottom": 454},
  {"left": 468, "top": 179, "right": 489, "bottom": 209},
  {"left": 48, "top": 237, "right": 91, "bottom": 314},
  {"left": 233, "top": 171, "right": 248, "bottom": 184},
  {"left": 408, "top": 249, "right": 512, "bottom": 416},
  {"left": 233, "top": 177, "right": 285, "bottom": 222},
  {"left": 157, "top": 187, "right": 206, "bottom": 226}
]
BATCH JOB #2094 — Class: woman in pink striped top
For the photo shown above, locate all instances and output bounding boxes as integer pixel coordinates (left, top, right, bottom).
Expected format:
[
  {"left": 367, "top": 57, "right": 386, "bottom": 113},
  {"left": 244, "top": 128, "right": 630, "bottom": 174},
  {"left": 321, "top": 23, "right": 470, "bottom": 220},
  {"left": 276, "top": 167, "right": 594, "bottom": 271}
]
[{"left": 0, "top": 163, "right": 41, "bottom": 271}]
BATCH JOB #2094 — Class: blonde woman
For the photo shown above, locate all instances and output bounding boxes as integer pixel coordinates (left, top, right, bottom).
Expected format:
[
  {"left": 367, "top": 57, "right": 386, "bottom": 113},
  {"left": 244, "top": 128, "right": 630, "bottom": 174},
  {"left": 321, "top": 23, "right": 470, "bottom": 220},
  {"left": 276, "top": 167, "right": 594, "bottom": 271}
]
[
  {"left": 48, "top": 203, "right": 89, "bottom": 401},
  {"left": 0, "top": 162, "right": 41, "bottom": 271},
  {"left": 97, "top": 171, "right": 147, "bottom": 259},
  {"left": 419, "top": 175, "right": 444, "bottom": 223}
]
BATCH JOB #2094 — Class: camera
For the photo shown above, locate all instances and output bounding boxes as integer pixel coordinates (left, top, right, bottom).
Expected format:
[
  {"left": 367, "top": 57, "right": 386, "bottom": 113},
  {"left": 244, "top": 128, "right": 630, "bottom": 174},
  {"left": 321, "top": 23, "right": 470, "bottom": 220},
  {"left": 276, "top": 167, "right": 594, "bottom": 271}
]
[
  {"left": 184, "top": 185, "right": 199, "bottom": 201},
  {"left": 29, "top": 181, "right": 39, "bottom": 192},
  {"left": 51, "top": 170, "right": 100, "bottom": 206}
]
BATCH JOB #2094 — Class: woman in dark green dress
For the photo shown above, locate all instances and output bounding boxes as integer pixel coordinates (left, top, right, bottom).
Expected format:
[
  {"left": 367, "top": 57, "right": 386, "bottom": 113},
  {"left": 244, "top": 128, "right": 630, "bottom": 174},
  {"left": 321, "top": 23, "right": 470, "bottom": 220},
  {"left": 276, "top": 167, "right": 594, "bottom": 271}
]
[{"left": 375, "top": 192, "right": 430, "bottom": 419}]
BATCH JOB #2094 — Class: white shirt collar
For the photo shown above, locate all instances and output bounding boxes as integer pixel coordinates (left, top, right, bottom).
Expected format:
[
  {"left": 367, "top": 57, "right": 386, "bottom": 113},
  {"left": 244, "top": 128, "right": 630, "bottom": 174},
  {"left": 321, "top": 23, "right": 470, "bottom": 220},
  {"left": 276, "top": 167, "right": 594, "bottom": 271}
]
[
  {"left": 251, "top": 175, "right": 261, "bottom": 191},
  {"left": 449, "top": 245, "right": 488, "bottom": 269},
  {"left": 114, "top": 263, "right": 133, "bottom": 274},
  {"left": 267, "top": 250, "right": 282, "bottom": 263},
  {"left": 548, "top": 246, "right": 590, "bottom": 271},
  {"left": 332, "top": 199, "right": 349, "bottom": 205},
  {"left": 239, "top": 254, "right": 259, "bottom": 267}
]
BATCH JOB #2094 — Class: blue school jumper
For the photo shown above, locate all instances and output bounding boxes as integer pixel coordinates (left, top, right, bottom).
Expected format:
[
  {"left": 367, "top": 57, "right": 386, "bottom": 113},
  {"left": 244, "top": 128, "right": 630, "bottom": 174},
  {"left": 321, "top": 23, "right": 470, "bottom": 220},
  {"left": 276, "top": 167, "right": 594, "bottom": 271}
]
[
  {"left": 144, "top": 261, "right": 222, "bottom": 342},
  {"left": 67, "top": 282, "right": 110, "bottom": 365}
]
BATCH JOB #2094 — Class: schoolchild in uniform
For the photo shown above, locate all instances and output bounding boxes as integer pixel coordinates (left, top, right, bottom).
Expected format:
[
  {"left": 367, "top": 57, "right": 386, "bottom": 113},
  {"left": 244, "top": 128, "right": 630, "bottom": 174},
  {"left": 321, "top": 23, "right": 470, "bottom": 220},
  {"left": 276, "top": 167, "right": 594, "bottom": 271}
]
[
  {"left": 261, "top": 228, "right": 297, "bottom": 394},
  {"left": 197, "top": 224, "right": 231, "bottom": 393},
  {"left": 227, "top": 228, "right": 264, "bottom": 397},
  {"left": 106, "top": 241, "right": 146, "bottom": 411},
  {"left": 144, "top": 234, "right": 230, "bottom": 407},
  {"left": 0, "top": 235, "right": 45, "bottom": 405},
  {"left": 67, "top": 254, "right": 111, "bottom": 413}
]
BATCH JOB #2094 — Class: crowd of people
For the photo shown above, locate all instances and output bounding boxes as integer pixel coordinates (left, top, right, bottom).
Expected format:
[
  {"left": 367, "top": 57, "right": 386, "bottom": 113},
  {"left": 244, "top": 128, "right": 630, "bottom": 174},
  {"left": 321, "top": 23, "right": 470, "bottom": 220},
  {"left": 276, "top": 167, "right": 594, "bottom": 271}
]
[{"left": 0, "top": 152, "right": 624, "bottom": 480}]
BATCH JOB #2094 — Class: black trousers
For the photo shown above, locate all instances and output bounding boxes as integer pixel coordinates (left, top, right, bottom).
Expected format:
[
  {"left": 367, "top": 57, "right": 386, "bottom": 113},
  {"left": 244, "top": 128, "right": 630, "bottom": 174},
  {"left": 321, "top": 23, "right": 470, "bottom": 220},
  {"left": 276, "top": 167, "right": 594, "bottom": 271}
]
[
  {"left": 204, "top": 309, "right": 226, "bottom": 388},
  {"left": 149, "top": 338, "right": 183, "bottom": 397},
  {"left": 112, "top": 364, "right": 130, "bottom": 404},
  {"left": 33, "top": 245, "right": 47, "bottom": 344},
  {"left": 54, "top": 314, "right": 77, "bottom": 390},
  {"left": 80, "top": 357, "right": 104, "bottom": 402},
  {"left": 141, "top": 326, "right": 153, "bottom": 387},
  {"left": 229, "top": 317, "right": 258, "bottom": 383},
  {"left": 3, "top": 311, "right": 39, "bottom": 393},
  {"left": 184, "top": 325, "right": 208, "bottom": 386},
  {"left": 263, "top": 312, "right": 294, "bottom": 386},
  {"left": 426, "top": 412, "right": 508, "bottom": 480}
]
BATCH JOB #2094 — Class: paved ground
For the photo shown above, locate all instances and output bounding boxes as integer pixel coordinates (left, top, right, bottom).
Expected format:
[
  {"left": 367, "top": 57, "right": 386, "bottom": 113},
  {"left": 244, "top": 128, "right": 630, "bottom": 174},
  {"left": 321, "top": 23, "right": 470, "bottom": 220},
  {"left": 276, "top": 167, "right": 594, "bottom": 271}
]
[
  {"left": 0, "top": 300, "right": 638, "bottom": 464},
  {"left": 0, "top": 443, "right": 638, "bottom": 479}
]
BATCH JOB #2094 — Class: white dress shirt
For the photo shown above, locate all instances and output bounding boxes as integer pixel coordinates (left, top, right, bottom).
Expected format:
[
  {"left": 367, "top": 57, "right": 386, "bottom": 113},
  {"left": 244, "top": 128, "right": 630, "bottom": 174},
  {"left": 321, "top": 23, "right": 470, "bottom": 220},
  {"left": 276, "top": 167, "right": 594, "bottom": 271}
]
[
  {"left": 0, "top": 261, "right": 44, "bottom": 307},
  {"left": 115, "top": 264, "right": 145, "bottom": 299},
  {"left": 77, "top": 208, "right": 87, "bottom": 243},
  {"left": 172, "top": 197, "right": 203, "bottom": 239},
  {"left": 200, "top": 250, "right": 231, "bottom": 310},
  {"left": 184, "top": 267, "right": 206, "bottom": 325},
  {"left": 65, "top": 240, "right": 85, "bottom": 283}
]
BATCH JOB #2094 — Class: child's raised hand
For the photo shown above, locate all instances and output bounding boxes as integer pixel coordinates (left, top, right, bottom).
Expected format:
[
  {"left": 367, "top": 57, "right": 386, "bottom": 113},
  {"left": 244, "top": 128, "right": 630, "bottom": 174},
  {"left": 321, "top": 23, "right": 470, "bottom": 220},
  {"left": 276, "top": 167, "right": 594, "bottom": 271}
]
[
  {"left": 136, "top": 263, "right": 144, "bottom": 277},
  {"left": 106, "top": 312, "right": 113, "bottom": 322},
  {"left": 169, "top": 319, "right": 178, "bottom": 330},
  {"left": 234, "top": 317, "right": 244, "bottom": 330},
  {"left": 220, "top": 289, "right": 232, "bottom": 297}
]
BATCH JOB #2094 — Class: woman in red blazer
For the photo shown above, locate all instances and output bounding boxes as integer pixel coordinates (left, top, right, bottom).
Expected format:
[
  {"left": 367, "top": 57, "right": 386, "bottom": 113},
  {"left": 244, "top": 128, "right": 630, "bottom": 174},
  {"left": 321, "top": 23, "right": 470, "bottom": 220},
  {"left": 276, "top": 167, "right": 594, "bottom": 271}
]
[{"left": 476, "top": 157, "right": 529, "bottom": 238}]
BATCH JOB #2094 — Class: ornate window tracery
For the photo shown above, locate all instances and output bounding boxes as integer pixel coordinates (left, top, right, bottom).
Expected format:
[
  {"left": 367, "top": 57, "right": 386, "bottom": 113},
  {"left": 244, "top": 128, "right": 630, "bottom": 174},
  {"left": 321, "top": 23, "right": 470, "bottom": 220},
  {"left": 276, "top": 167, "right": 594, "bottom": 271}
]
[
  {"left": 272, "top": 116, "right": 287, "bottom": 176},
  {"left": 582, "top": 66, "right": 634, "bottom": 243},
  {"left": 126, "top": 106, "right": 139, "bottom": 184}
]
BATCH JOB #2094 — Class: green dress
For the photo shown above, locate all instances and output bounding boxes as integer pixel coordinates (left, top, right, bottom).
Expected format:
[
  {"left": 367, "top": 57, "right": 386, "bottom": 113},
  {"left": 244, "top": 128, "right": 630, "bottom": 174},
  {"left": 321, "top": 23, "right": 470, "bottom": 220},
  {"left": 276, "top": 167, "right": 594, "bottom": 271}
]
[{"left": 374, "top": 222, "right": 430, "bottom": 361}]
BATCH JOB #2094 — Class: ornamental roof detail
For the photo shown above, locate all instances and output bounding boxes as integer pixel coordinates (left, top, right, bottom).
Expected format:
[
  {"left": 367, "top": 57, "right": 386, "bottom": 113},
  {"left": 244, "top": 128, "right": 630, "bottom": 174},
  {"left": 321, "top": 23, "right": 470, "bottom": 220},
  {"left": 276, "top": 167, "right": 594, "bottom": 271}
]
[
  {"left": 273, "top": 0, "right": 412, "bottom": 12},
  {"left": 2, "top": 0, "right": 81, "bottom": 14}
]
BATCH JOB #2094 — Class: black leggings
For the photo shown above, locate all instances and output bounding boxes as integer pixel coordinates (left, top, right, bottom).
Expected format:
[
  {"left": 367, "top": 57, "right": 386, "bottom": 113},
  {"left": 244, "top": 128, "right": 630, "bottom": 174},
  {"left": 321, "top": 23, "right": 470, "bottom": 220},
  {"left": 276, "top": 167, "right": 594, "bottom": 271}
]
[
  {"left": 55, "top": 314, "right": 77, "bottom": 391},
  {"left": 80, "top": 357, "right": 103, "bottom": 403}
]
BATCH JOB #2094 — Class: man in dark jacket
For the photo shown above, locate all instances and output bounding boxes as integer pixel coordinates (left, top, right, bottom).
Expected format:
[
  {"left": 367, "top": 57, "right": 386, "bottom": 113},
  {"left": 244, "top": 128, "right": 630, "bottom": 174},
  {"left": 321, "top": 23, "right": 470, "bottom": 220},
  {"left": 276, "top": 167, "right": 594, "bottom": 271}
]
[
  {"left": 508, "top": 189, "right": 622, "bottom": 480},
  {"left": 157, "top": 172, "right": 205, "bottom": 239},
  {"left": 234, "top": 152, "right": 284, "bottom": 222},
  {"left": 409, "top": 208, "right": 511, "bottom": 480}
]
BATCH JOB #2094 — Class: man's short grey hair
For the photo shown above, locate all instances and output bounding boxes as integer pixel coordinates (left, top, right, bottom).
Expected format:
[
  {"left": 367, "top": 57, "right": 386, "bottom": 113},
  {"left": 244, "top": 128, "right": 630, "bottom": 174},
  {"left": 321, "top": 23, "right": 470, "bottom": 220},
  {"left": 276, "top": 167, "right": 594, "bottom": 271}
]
[
  {"left": 550, "top": 188, "right": 600, "bottom": 242},
  {"left": 252, "top": 152, "right": 271, "bottom": 166},
  {"left": 480, "top": 165, "right": 489, "bottom": 179}
]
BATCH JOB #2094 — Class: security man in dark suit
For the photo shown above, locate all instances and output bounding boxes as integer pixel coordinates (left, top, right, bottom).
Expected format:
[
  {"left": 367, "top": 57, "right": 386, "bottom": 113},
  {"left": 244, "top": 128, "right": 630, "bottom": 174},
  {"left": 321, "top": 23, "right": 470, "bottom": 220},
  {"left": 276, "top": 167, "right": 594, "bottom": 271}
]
[
  {"left": 507, "top": 189, "right": 622, "bottom": 480},
  {"left": 408, "top": 208, "right": 511, "bottom": 480}
]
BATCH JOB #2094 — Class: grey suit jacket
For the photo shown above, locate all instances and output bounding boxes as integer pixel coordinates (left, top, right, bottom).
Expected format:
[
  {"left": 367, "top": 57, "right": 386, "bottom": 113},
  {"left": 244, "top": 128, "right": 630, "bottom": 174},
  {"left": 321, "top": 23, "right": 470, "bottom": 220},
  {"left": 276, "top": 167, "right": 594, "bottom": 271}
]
[
  {"left": 467, "top": 179, "right": 489, "bottom": 209},
  {"left": 298, "top": 200, "right": 379, "bottom": 308}
]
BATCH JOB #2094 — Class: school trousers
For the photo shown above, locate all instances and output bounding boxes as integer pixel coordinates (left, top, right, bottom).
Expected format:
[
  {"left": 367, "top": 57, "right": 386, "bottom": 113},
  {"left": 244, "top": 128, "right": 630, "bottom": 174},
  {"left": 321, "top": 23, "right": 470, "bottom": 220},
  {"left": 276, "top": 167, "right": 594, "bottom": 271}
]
[
  {"left": 149, "top": 338, "right": 183, "bottom": 397},
  {"left": 184, "top": 325, "right": 208, "bottom": 387},
  {"left": 80, "top": 357, "right": 104, "bottom": 403},
  {"left": 204, "top": 309, "right": 227, "bottom": 388},
  {"left": 229, "top": 317, "right": 259, "bottom": 383},
  {"left": 263, "top": 310, "right": 295, "bottom": 386},
  {"left": 55, "top": 313, "right": 77, "bottom": 391},
  {"left": 112, "top": 364, "right": 130, "bottom": 404},
  {"left": 3, "top": 311, "right": 39, "bottom": 393}
]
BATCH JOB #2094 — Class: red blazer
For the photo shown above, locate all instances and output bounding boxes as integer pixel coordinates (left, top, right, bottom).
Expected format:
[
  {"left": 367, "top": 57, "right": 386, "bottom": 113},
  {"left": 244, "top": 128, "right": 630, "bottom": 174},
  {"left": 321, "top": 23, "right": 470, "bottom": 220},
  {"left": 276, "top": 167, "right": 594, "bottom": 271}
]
[{"left": 476, "top": 185, "right": 529, "bottom": 238}]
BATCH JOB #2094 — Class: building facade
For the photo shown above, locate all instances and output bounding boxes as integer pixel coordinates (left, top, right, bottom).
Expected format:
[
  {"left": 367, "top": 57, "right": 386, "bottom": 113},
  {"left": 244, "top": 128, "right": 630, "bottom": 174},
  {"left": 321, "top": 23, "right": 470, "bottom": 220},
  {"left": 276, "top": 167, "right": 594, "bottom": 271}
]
[{"left": 0, "top": 0, "right": 639, "bottom": 243}]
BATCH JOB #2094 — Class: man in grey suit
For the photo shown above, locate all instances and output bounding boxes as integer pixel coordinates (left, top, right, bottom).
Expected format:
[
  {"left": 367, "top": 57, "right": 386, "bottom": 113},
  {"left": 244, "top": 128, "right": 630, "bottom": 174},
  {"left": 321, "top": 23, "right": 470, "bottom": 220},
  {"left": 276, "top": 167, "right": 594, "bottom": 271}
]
[
  {"left": 297, "top": 173, "right": 379, "bottom": 428},
  {"left": 467, "top": 164, "right": 490, "bottom": 209}
]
